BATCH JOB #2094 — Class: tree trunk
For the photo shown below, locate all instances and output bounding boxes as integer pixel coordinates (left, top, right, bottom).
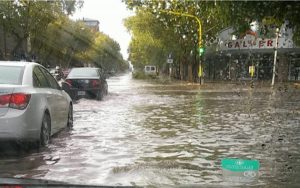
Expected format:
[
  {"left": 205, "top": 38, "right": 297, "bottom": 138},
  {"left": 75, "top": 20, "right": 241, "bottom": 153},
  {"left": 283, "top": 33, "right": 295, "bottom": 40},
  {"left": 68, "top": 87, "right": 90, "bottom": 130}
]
[
  {"left": 188, "top": 63, "right": 193, "bottom": 82},
  {"left": 12, "top": 37, "right": 26, "bottom": 59},
  {"left": 180, "top": 56, "right": 184, "bottom": 80}
]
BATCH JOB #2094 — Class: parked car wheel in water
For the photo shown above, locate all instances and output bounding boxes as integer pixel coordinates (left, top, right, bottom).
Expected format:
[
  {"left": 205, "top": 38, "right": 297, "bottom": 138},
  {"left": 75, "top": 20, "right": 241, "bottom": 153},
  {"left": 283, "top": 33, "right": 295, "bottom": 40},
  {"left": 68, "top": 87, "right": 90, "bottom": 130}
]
[{"left": 40, "top": 113, "right": 51, "bottom": 147}]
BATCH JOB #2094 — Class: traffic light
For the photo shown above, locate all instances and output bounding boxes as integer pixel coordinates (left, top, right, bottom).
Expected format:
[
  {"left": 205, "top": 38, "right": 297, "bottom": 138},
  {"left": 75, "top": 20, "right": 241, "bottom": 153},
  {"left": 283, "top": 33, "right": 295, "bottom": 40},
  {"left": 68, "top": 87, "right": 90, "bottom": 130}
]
[{"left": 199, "top": 47, "right": 205, "bottom": 56}]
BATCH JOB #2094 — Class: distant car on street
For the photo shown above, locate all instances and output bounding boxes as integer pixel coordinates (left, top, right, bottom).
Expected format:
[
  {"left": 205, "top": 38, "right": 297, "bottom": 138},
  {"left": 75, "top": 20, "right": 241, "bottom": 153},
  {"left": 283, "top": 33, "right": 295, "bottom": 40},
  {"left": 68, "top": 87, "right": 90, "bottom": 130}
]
[
  {"left": 144, "top": 65, "right": 157, "bottom": 76},
  {"left": 0, "top": 61, "right": 73, "bottom": 147},
  {"left": 66, "top": 67, "right": 108, "bottom": 100}
]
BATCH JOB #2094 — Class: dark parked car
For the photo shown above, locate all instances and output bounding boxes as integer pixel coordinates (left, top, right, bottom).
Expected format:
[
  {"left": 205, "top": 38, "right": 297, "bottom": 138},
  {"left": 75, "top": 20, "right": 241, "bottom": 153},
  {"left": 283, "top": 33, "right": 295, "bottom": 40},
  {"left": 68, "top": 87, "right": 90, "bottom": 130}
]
[{"left": 65, "top": 67, "right": 108, "bottom": 100}]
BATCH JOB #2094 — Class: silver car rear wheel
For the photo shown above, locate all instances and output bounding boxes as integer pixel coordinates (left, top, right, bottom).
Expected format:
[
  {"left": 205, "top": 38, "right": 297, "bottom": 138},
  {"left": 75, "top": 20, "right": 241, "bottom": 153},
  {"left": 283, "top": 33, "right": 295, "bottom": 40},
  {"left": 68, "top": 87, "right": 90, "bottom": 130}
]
[{"left": 40, "top": 114, "right": 51, "bottom": 147}]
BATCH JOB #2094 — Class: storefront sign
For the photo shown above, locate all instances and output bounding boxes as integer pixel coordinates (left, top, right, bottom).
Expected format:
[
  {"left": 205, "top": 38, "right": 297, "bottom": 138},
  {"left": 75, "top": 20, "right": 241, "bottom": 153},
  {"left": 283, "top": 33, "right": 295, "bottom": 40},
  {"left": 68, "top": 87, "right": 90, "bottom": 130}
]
[{"left": 220, "top": 38, "right": 293, "bottom": 51}]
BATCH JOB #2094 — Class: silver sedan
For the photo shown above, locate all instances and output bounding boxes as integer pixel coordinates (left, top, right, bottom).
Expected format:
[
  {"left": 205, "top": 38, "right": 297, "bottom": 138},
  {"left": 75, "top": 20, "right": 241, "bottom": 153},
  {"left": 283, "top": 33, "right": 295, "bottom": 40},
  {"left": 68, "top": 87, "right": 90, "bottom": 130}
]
[{"left": 0, "top": 61, "right": 73, "bottom": 147}]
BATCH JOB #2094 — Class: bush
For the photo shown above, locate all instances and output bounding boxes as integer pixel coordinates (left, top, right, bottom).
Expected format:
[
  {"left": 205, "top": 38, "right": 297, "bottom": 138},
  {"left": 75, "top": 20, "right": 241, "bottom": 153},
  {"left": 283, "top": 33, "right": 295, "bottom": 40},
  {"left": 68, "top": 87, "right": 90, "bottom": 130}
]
[
  {"left": 132, "top": 71, "right": 147, "bottom": 79},
  {"left": 155, "top": 76, "right": 171, "bottom": 84}
]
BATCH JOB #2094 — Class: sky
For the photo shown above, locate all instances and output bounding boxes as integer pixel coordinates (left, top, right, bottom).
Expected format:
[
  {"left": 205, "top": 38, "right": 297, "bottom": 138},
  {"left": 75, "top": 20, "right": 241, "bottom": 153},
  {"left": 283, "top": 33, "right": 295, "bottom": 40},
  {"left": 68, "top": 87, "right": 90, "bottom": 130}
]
[{"left": 72, "top": 0, "right": 134, "bottom": 60}]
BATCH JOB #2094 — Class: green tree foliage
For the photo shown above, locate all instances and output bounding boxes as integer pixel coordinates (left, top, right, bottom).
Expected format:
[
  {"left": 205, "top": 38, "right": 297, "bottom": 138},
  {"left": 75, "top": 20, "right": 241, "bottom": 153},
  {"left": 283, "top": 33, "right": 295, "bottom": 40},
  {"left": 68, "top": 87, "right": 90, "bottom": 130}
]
[
  {"left": 123, "top": 0, "right": 300, "bottom": 78},
  {"left": 0, "top": 0, "right": 127, "bottom": 72},
  {"left": 31, "top": 17, "right": 93, "bottom": 67},
  {"left": 125, "top": 11, "right": 168, "bottom": 70},
  {"left": 84, "top": 31, "right": 128, "bottom": 72},
  {"left": 223, "top": 1, "right": 300, "bottom": 43},
  {"left": 0, "top": 0, "right": 74, "bottom": 57},
  {"left": 124, "top": 0, "right": 228, "bottom": 75}
]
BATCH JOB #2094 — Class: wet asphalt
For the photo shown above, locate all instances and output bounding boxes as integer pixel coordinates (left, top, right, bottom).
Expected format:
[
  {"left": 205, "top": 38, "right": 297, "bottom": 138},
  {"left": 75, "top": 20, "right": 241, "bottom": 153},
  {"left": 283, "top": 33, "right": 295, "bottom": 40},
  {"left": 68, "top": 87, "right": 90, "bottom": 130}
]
[{"left": 0, "top": 73, "right": 299, "bottom": 187}]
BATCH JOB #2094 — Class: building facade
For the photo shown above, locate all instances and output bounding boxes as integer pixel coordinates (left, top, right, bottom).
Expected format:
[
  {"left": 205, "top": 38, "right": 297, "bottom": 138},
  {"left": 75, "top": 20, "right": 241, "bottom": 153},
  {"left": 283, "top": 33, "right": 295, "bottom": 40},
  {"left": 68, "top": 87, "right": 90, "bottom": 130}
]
[
  {"left": 205, "top": 21, "right": 300, "bottom": 81},
  {"left": 81, "top": 18, "right": 100, "bottom": 32}
]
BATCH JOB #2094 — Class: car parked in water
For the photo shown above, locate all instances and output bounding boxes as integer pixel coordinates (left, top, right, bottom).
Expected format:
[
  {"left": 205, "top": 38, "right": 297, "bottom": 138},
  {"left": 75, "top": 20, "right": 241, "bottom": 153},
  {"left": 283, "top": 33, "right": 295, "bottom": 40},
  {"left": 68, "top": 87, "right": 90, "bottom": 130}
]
[
  {"left": 0, "top": 61, "right": 73, "bottom": 147},
  {"left": 65, "top": 67, "right": 108, "bottom": 100}
]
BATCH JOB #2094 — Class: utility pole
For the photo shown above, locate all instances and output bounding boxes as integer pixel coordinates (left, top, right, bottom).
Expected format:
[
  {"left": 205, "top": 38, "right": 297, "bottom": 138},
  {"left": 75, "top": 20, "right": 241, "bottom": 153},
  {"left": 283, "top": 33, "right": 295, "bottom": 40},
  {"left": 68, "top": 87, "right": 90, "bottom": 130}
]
[
  {"left": 1, "top": 13, "right": 7, "bottom": 59},
  {"left": 271, "top": 28, "right": 280, "bottom": 87}
]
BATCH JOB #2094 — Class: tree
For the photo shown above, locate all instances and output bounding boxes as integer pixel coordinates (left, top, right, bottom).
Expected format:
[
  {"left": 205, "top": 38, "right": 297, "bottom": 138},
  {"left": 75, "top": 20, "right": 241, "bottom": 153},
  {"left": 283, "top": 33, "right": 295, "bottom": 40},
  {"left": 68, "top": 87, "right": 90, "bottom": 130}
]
[
  {"left": 123, "top": 0, "right": 230, "bottom": 80},
  {"left": 221, "top": 1, "right": 300, "bottom": 44},
  {"left": 123, "top": 0, "right": 300, "bottom": 81},
  {"left": 0, "top": 0, "right": 82, "bottom": 59},
  {"left": 31, "top": 17, "right": 94, "bottom": 67},
  {"left": 0, "top": 0, "right": 127, "bottom": 73},
  {"left": 125, "top": 11, "right": 168, "bottom": 70},
  {"left": 84, "top": 31, "right": 127, "bottom": 72}
]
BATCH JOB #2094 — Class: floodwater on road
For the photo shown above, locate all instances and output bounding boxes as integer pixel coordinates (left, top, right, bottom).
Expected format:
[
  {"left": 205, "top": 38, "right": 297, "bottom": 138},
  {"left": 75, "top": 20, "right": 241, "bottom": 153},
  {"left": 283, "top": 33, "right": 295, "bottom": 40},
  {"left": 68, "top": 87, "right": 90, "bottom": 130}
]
[{"left": 0, "top": 73, "right": 299, "bottom": 187}]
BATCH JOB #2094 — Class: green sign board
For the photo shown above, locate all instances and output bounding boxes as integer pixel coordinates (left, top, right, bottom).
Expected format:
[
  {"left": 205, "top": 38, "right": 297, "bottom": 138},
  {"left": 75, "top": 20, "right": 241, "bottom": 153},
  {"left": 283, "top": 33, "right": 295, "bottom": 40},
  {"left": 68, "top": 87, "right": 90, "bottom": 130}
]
[{"left": 221, "top": 158, "right": 260, "bottom": 172}]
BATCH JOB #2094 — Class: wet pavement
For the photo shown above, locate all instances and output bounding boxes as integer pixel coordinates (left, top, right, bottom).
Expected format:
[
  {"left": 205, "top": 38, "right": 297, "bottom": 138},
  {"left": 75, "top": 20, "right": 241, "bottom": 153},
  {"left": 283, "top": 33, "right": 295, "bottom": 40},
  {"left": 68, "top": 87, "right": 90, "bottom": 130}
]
[{"left": 0, "top": 73, "right": 299, "bottom": 187}]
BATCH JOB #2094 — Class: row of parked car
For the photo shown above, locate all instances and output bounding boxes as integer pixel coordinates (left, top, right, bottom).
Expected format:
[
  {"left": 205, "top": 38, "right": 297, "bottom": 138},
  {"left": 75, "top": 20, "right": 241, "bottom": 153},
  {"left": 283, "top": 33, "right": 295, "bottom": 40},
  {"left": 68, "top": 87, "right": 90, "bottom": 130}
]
[{"left": 0, "top": 61, "right": 108, "bottom": 147}]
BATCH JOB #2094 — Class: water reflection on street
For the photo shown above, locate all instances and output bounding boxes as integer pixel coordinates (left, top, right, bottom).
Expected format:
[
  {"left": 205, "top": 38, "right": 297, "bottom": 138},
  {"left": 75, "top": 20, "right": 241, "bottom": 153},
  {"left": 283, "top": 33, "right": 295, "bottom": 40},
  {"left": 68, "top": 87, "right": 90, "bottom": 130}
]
[{"left": 0, "top": 73, "right": 299, "bottom": 187}]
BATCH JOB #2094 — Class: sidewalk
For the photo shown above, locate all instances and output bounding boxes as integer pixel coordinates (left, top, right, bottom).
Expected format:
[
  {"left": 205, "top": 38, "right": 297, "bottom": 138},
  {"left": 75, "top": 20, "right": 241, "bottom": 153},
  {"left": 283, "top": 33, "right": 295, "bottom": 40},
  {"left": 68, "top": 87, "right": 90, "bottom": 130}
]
[{"left": 156, "top": 76, "right": 300, "bottom": 91}]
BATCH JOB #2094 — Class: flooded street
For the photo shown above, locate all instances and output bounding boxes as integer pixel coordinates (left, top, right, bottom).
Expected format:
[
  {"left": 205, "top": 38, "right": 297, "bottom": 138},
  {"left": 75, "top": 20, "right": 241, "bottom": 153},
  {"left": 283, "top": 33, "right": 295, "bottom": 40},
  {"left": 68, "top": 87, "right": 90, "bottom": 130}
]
[{"left": 0, "top": 73, "right": 300, "bottom": 187}]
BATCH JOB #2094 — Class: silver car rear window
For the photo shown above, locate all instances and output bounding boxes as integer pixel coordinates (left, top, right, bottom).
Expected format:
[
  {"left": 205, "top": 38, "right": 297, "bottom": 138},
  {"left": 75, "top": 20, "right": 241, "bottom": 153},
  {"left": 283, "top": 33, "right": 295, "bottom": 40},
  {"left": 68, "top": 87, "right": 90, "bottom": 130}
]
[{"left": 0, "top": 66, "right": 24, "bottom": 85}]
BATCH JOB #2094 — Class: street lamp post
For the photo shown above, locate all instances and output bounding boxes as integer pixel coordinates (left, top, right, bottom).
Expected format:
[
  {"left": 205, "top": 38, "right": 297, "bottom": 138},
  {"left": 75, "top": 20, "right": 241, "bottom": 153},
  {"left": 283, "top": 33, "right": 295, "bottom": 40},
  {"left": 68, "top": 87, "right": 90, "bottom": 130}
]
[
  {"left": 160, "top": 10, "right": 203, "bottom": 84},
  {"left": 271, "top": 28, "right": 280, "bottom": 87},
  {"left": 1, "top": 13, "right": 7, "bottom": 59}
]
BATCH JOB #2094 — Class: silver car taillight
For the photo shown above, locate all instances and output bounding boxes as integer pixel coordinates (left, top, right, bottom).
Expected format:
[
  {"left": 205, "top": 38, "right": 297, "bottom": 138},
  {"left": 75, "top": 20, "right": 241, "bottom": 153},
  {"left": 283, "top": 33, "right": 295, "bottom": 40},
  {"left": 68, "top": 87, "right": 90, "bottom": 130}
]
[
  {"left": 0, "top": 93, "right": 31, "bottom": 110},
  {"left": 0, "top": 94, "right": 10, "bottom": 108}
]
